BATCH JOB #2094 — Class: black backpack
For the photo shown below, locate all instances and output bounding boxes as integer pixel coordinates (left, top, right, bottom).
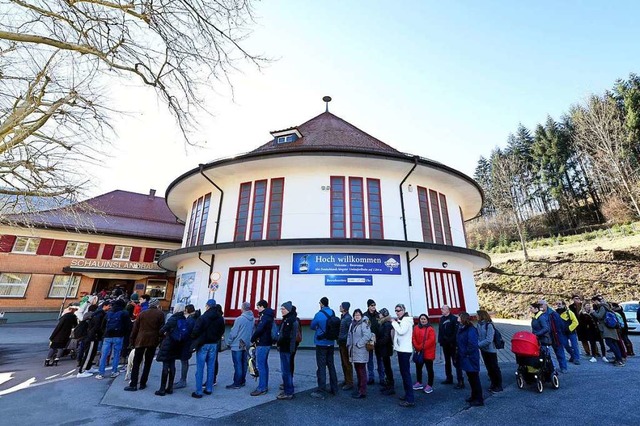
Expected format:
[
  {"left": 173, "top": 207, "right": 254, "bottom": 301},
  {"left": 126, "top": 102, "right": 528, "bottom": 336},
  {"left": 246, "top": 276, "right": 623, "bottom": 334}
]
[
  {"left": 486, "top": 323, "right": 505, "bottom": 349},
  {"left": 318, "top": 310, "right": 341, "bottom": 341}
]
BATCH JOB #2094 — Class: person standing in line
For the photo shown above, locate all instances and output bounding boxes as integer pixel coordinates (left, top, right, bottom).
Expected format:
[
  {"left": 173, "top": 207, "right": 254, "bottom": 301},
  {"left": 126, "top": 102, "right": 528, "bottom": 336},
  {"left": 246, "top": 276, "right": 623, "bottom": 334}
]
[
  {"left": 392, "top": 303, "right": 415, "bottom": 408},
  {"left": 338, "top": 301, "right": 354, "bottom": 391},
  {"left": 556, "top": 300, "right": 580, "bottom": 365},
  {"left": 363, "top": 299, "right": 385, "bottom": 385},
  {"left": 46, "top": 304, "right": 79, "bottom": 366},
  {"left": 377, "top": 308, "right": 396, "bottom": 396},
  {"left": 457, "top": 312, "right": 483, "bottom": 407},
  {"left": 250, "top": 299, "right": 275, "bottom": 396},
  {"left": 81, "top": 301, "right": 109, "bottom": 375},
  {"left": 191, "top": 299, "right": 225, "bottom": 398},
  {"left": 174, "top": 304, "right": 197, "bottom": 388},
  {"left": 96, "top": 299, "right": 130, "bottom": 380},
  {"left": 289, "top": 305, "right": 302, "bottom": 380},
  {"left": 155, "top": 303, "right": 192, "bottom": 396},
  {"left": 310, "top": 297, "right": 339, "bottom": 399},
  {"left": 439, "top": 305, "right": 464, "bottom": 389},
  {"left": 577, "top": 302, "right": 600, "bottom": 360},
  {"left": 76, "top": 304, "right": 99, "bottom": 377},
  {"left": 226, "top": 301, "right": 255, "bottom": 389},
  {"left": 412, "top": 313, "right": 436, "bottom": 394},
  {"left": 476, "top": 310, "right": 503, "bottom": 393},
  {"left": 347, "top": 308, "right": 371, "bottom": 399},
  {"left": 124, "top": 298, "right": 165, "bottom": 391},
  {"left": 539, "top": 299, "right": 568, "bottom": 373},
  {"left": 591, "top": 296, "right": 624, "bottom": 366},
  {"left": 140, "top": 294, "right": 151, "bottom": 312},
  {"left": 276, "top": 301, "right": 299, "bottom": 400}
]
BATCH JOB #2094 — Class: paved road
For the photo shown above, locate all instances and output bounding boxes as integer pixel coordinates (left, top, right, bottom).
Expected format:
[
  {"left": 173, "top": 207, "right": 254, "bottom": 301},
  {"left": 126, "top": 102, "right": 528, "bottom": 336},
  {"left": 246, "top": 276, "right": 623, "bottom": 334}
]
[{"left": 1, "top": 321, "right": 639, "bottom": 425}]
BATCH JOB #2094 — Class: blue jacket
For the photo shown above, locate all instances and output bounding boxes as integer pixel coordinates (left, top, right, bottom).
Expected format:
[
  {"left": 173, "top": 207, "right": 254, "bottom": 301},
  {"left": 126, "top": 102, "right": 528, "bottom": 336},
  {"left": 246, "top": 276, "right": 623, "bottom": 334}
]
[
  {"left": 456, "top": 323, "right": 480, "bottom": 373},
  {"left": 251, "top": 308, "right": 275, "bottom": 346},
  {"left": 310, "top": 306, "right": 335, "bottom": 346},
  {"left": 532, "top": 311, "right": 552, "bottom": 345},
  {"left": 542, "top": 307, "right": 564, "bottom": 347}
]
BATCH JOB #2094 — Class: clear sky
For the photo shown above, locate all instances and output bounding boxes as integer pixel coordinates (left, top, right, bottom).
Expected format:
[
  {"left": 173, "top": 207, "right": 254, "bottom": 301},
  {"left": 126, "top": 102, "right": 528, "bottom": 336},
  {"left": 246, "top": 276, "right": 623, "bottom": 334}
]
[{"left": 86, "top": 1, "right": 640, "bottom": 199}]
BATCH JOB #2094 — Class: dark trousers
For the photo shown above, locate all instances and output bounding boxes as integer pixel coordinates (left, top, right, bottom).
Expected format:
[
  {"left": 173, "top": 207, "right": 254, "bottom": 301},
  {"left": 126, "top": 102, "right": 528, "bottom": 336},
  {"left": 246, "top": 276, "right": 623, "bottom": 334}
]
[
  {"left": 78, "top": 339, "right": 98, "bottom": 372},
  {"left": 466, "top": 371, "right": 483, "bottom": 403},
  {"left": 354, "top": 363, "right": 367, "bottom": 395},
  {"left": 382, "top": 355, "right": 394, "bottom": 385},
  {"left": 159, "top": 360, "right": 176, "bottom": 392},
  {"left": 291, "top": 344, "right": 299, "bottom": 376},
  {"left": 315, "top": 345, "right": 338, "bottom": 393},
  {"left": 605, "top": 338, "right": 623, "bottom": 362},
  {"left": 480, "top": 351, "right": 502, "bottom": 389},
  {"left": 130, "top": 346, "right": 156, "bottom": 387},
  {"left": 397, "top": 351, "right": 414, "bottom": 403},
  {"left": 415, "top": 359, "right": 434, "bottom": 386},
  {"left": 443, "top": 344, "right": 463, "bottom": 382},
  {"left": 338, "top": 343, "right": 354, "bottom": 386}
]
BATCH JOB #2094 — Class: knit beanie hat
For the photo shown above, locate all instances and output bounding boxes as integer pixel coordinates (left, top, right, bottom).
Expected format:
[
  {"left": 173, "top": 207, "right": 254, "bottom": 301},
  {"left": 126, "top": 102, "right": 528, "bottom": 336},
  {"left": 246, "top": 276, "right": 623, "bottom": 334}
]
[
  {"left": 149, "top": 298, "right": 160, "bottom": 308},
  {"left": 379, "top": 308, "right": 389, "bottom": 318},
  {"left": 281, "top": 301, "right": 293, "bottom": 312},
  {"left": 130, "top": 293, "right": 139, "bottom": 302},
  {"left": 367, "top": 299, "right": 376, "bottom": 307},
  {"left": 341, "top": 301, "right": 351, "bottom": 311},
  {"left": 206, "top": 299, "right": 217, "bottom": 307}
]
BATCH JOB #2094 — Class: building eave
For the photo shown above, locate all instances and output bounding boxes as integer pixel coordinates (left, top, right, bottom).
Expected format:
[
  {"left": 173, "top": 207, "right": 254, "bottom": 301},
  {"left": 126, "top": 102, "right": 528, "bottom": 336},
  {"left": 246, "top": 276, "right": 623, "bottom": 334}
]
[{"left": 158, "top": 238, "right": 491, "bottom": 272}]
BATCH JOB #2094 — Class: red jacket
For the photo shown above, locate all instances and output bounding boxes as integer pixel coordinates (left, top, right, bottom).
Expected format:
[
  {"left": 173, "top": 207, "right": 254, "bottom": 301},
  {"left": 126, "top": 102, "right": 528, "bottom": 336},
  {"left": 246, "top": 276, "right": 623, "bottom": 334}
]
[{"left": 412, "top": 324, "right": 436, "bottom": 360}]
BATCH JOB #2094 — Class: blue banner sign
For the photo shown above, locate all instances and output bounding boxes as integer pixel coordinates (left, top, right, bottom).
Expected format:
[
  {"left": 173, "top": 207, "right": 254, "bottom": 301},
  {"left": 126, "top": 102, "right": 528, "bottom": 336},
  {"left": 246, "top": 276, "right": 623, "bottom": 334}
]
[
  {"left": 292, "top": 253, "right": 401, "bottom": 275},
  {"left": 325, "top": 275, "right": 373, "bottom": 286}
]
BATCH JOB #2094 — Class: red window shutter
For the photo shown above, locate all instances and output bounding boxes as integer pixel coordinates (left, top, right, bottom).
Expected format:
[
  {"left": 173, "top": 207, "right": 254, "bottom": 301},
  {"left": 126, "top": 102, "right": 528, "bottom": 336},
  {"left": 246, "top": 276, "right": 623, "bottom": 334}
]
[
  {"left": 130, "top": 246, "right": 142, "bottom": 262},
  {"left": 102, "top": 244, "right": 115, "bottom": 259},
  {"left": 85, "top": 243, "right": 100, "bottom": 259},
  {"left": 143, "top": 248, "right": 156, "bottom": 263},
  {"left": 0, "top": 235, "right": 17, "bottom": 252},
  {"left": 36, "top": 238, "right": 54, "bottom": 255},
  {"left": 50, "top": 240, "right": 67, "bottom": 256}
]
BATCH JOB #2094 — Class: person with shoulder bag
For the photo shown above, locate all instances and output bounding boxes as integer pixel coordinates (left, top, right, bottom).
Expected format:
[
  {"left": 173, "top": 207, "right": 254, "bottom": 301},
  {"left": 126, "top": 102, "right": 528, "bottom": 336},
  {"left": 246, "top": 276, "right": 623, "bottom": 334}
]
[
  {"left": 347, "top": 309, "right": 371, "bottom": 399},
  {"left": 412, "top": 314, "right": 436, "bottom": 394},
  {"left": 477, "top": 310, "right": 503, "bottom": 393}
]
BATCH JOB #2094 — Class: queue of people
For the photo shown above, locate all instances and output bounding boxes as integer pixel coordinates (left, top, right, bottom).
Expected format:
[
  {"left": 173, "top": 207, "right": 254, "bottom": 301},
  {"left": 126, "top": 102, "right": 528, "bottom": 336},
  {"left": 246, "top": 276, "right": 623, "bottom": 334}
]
[{"left": 45, "top": 291, "right": 634, "bottom": 409}]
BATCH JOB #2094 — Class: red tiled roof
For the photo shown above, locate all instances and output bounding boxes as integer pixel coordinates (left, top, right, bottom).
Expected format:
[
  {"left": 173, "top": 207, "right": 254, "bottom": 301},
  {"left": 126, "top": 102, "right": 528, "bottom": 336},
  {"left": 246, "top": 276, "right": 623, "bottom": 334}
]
[
  {"left": 6, "top": 190, "right": 183, "bottom": 242},
  {"left": 251, "top": 112, "right": 401, "bottom": 155}
]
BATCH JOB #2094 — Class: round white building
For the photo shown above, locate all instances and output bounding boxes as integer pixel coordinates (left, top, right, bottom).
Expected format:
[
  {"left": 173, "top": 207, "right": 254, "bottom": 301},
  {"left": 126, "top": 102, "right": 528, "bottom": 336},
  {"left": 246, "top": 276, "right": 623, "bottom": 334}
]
[{"left": 160, "top": 108, "right": 490, "bottom": 321}]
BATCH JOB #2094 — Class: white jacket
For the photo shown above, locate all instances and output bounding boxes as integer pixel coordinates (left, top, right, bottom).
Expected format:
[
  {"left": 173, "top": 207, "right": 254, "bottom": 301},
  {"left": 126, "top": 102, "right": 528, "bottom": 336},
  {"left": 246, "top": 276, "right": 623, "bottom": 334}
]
[{"left": 392, "top": 314, "right": 413, "bottom": 353}]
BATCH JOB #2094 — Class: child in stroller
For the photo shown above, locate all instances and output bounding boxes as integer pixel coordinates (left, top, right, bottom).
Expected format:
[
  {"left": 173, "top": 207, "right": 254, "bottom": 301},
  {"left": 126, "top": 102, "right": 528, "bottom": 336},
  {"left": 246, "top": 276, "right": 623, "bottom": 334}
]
[{"left": 511, "top": 330, "right": 559, "bottom": 393}]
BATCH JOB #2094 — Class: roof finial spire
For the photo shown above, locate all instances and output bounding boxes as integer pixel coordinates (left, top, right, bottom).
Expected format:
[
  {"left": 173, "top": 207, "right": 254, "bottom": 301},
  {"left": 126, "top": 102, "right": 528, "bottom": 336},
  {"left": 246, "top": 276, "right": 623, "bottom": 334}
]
[{"left": 322, "top": 96, "right": 332, "bottom": 113}]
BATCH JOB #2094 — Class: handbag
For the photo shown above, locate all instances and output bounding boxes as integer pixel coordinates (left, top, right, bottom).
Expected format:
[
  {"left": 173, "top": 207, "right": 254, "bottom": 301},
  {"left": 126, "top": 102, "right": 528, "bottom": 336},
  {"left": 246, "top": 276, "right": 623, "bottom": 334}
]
[
  {"left": 412, "top": 326, "right": 428, "bottom": 364},
  {"left": 366, "top": 333, "right": 376, "bottom": 352}
]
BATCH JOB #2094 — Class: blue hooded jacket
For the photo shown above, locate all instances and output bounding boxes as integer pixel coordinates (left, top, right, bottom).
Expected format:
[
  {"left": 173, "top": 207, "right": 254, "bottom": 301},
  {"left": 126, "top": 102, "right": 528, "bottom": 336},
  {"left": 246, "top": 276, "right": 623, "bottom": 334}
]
[
  {"left": 310, "top": 306, "right": 335, "bottom": 346},
  {"left": 456, "top": 323, "right": 480, "bottom": 373}
]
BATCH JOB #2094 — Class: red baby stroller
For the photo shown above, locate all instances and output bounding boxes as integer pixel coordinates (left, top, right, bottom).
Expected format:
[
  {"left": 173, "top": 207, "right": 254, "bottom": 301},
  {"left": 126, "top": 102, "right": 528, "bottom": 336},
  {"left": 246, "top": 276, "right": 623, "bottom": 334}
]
[{"left": 511, "top": 331, "right": 559, "bottom": 393}]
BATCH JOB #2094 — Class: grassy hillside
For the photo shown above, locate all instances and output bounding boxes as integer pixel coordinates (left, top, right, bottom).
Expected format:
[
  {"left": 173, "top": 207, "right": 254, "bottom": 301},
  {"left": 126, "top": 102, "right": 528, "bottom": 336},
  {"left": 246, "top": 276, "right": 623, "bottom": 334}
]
[{"left": 475, "top": 247, "right": 640, "bottom": 319}]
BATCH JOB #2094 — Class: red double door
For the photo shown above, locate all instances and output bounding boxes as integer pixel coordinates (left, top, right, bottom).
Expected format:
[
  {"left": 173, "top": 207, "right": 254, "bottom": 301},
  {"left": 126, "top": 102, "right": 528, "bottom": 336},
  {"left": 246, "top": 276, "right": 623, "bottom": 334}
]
[
  {"left": 224, "top": 266, "right": 280, "bottom": 318},
  {"left": 423, "top": 268, "right": 466, "bottom": 317}
]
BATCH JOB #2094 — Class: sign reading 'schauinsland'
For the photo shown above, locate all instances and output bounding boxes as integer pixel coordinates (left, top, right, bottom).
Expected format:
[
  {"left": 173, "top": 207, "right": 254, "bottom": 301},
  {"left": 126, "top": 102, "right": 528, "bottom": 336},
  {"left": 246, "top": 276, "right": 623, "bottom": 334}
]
[{"left": 292, "top": 253, "right": 401, "bottom": 275}]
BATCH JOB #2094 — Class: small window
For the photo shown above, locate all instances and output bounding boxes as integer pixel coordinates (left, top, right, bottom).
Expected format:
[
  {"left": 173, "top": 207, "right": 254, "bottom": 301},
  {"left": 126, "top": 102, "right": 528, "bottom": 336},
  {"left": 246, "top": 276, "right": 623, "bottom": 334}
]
[
  {"left": 64, "top": 241, "right": 89, "bottom": 257},
  {"left": 276, "top": 135, "right": 295, "bottom": 143},
  {"left": 12, "top": 237, "right": 40, "bottom": 254},
  {"left": 48, "top": 275, "right": 81, "bottom": 298},
  {"left": 113, "top": 245, "right": 132, "bottom": 261},
  {"left": 147, "top": 279, "right": 168, "bottom": 299},
  {"left": 154, "top": 249, "right": 170, "bottom": 262},
  {"left": 0, "top": 272, "right": 31, "bottom": 297}
]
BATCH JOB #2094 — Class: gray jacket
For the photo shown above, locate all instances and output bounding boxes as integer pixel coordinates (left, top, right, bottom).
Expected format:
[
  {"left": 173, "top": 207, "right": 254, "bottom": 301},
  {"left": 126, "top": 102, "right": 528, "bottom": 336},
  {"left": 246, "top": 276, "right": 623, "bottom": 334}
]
[
  {"left": 477, "top": 320, "right": 497, "bottom": 353},
  {"left": 227, "top": 310, "right": 255, "bottom": 351},
  {"left": 591, "top": 304, "right": 618, "bottom": 340},
  {"left": 347, "top": 319, "right": 372, "bottom": 364}
]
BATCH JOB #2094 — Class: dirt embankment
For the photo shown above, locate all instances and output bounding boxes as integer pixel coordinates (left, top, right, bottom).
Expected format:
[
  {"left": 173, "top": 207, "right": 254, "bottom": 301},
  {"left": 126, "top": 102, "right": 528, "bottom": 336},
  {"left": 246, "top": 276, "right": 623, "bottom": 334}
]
[{"left": 475, "top": 247, "right": 640, "bottom": 319}]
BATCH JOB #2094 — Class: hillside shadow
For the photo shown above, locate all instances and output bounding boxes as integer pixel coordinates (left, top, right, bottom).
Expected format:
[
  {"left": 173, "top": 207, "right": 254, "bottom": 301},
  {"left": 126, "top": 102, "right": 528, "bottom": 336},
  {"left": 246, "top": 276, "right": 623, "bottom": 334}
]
[{"left": 482, "top": 270, "right": 637, "bottom": 287}]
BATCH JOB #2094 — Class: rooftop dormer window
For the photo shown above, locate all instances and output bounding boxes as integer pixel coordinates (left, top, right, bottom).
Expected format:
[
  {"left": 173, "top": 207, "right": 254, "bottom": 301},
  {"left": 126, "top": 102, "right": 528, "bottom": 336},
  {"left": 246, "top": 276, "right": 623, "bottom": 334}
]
[{"left": 270, "top": 127, "right": 302, "bottom": 144}]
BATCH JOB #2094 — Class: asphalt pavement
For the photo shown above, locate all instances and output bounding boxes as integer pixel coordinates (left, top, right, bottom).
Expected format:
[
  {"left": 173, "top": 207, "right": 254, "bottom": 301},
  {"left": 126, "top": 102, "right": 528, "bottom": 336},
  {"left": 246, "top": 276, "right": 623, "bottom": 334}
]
[{"left": 1, "top": 320, "right": 639, "bottom": 426}]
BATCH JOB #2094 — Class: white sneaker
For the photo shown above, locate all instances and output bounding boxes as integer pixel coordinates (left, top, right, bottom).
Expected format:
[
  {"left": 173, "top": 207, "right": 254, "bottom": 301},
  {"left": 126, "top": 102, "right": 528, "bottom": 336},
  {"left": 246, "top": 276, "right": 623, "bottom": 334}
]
[
  {"left": 77, "top": 371, "right": 93, "bottom": 378},
  {"left": 602, "top": 357, "right": 610, "bottom": 363},
  {"left": 589, "top": 357, "right": 597, "bottom": 363},
  {"left": 95, "top": 374, "right": 104, "bottom": 380}
]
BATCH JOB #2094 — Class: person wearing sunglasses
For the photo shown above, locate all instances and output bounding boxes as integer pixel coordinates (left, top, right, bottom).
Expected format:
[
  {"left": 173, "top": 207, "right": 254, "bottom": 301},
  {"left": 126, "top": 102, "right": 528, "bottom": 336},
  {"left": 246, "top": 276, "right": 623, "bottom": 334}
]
[{"left": 391, "top": 304, "right": 415, "bottom": 407}]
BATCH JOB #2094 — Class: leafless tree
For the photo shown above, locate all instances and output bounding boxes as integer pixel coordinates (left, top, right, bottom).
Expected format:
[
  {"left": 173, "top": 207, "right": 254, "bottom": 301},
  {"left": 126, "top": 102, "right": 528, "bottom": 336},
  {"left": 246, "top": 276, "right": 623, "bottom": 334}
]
[
  {"left": 571, "top": 94, "right": 640, "bottom": 216},
  {"left": 490, "top": 148, "right": 530, "bottom": 260},
  {"left": 0, "top": 0, "right": 265, "bottom": 218}
]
